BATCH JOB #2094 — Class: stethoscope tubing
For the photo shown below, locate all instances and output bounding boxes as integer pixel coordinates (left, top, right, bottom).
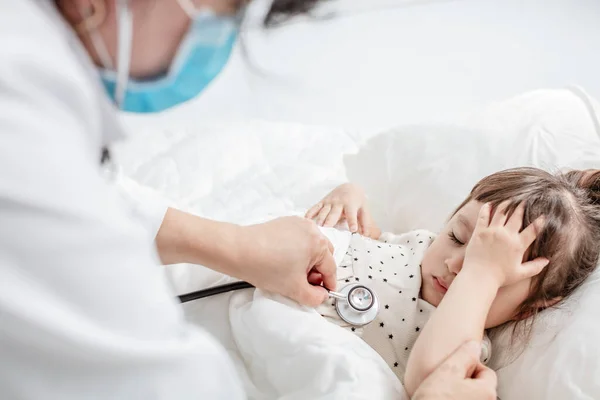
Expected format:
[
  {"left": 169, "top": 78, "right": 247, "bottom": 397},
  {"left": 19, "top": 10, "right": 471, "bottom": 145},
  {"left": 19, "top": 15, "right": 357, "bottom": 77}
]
[{"left": 178, "top": 281, "right": 255, "bottom": 303}]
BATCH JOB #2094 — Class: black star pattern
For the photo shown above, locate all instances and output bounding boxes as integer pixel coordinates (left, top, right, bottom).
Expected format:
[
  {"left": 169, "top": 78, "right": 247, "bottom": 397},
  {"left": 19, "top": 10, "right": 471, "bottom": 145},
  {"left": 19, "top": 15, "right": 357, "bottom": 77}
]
[
  {"left": 412, "top": 297, "right": 416, "bottom": 302},
  {"left": 380, "top": 261, "right": 384, "bottom": 265},
  {"left": 354, "top": 258, "right": 358, "bottom": 261},
  {"left": 405, "top": 264, "right": 408, "bottom": 267},
  {"left": 388, "top": 334, "right": 394, "bottom": 339},
  {"left": 351, "top": 327, "right": 356, "bottom": 332},
  {"left": 394, "top": 273, "right": 397, "bottom": 276},
  {"left": 383, "top": 278, "right": 388, "bottom": 282},
  {"left": 391, "top": 256, "right": 394, "bottom": 259},
  {"left": 419, "top": 241, "right": 423, "bottom": 244},
  {"left": 399, "top": 290, "right": 402, "bottom": 294},
  {"left": 401, "top": 253, "right": 404, "bottom": 257},
  {"left": 410, "top": 248, "right": 413, "bottom": 251},
  {"left": 379, "top": 269, "right": 382, "bottom": 272},
  {"left": 377, "top": 245, "right": 381, "bottom": 248},
  {"left": 416, "top": 327, "right": 420, "bottom": 332},
  {"left": 407, "top": 240, "right": 410, "bottom": 244},
  {"left": 380, "top": 322, "right": 385, "bottom": 327},
  {"left": 384, "top": 304, "right": 389, "bottom": 309},
  {"left": 409, "top": 275, "right": 414, "bottom": 278},
  {"left": 420, "top": 309, "right": 423, "bottom": 313},
  {"left": 368, "top": 275, "right": 373, "bottom": 279},
  {"left": 402, "top": 318, "right": 405, "bottom": 321},
  {"left": 367, "top": 251, "right": 371, "bottom": 254},
  {"left": 345, "top": 279, "right": 350, "bottom": 283},
  {"left": 355, "top": 277, "right": 360, "bottom": 282},
  {"left": 394, "top": 362, "right": 399, "bottom": 367},
  {"left": 369, "top": 266, "right": 373, "bottom": 269},
  {"left": 405, "top": 347, "right": 408, "bottom": 351}
]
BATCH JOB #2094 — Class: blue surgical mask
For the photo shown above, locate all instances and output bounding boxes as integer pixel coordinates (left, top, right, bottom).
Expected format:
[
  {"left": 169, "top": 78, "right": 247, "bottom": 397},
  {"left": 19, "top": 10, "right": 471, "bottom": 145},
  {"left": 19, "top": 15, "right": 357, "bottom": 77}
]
[{"left": 91, "top": 0, "right": 240, "bottom": 113}]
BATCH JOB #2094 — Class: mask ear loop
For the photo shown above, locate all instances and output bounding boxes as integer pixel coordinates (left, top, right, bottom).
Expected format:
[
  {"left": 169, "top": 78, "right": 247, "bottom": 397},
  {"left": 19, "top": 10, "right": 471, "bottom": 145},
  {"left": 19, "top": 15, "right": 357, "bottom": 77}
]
[
  {"left": 75, "top": 0, "right": 114, "bottom": 70},
  {"left": 114, "top": 0, "right": 133, "bottom": 108},
  {"left": 176, "top": 0, "right": 200, "bottom": 18}
]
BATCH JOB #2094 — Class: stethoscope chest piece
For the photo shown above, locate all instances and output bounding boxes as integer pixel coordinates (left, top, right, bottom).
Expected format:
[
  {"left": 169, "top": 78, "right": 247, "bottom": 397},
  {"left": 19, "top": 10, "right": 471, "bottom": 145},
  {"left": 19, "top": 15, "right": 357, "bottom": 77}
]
[{"left": 334, "top": 283, "right": 379, "bottom": 327}]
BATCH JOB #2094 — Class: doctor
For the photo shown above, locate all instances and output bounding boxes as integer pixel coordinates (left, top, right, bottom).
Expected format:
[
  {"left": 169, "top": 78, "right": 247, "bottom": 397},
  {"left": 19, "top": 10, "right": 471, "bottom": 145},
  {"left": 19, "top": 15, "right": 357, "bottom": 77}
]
[{"left": 0, "top": 0, "right": 496, "bottom": 398}]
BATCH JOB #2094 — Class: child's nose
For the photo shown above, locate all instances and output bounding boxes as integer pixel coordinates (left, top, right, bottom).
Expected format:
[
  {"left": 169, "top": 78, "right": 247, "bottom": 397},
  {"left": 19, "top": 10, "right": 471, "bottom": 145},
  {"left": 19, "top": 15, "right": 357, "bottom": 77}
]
[{"left": 446, "top": 255, "right": 464, "bottom": 275}]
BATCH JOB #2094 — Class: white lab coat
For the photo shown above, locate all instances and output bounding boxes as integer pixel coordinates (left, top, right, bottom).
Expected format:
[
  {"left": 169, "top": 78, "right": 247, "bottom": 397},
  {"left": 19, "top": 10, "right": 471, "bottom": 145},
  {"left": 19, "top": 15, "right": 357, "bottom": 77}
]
[{"left": 0, "top": 1, "right": 244, "bottom": 399}]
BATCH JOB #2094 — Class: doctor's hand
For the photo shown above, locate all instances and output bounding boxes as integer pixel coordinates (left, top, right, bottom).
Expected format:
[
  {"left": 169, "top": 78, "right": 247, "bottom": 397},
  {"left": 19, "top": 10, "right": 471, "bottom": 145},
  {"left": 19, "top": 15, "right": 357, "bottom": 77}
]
[
  {"left": 305, "top": 183, "right": 380, "bottom": 239},
  {"left": 235, "top": 216, "right": 337, "bottom": 307},
  {"left": 412, "top": 341, "right": 497, "bottom": 400}
]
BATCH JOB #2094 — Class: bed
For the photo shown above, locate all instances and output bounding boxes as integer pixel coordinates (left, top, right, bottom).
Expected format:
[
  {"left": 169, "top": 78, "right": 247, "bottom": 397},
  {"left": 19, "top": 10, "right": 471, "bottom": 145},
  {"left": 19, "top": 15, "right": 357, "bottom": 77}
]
[{"left": 115, "top": 1, "right": 600, "bottom": 398}]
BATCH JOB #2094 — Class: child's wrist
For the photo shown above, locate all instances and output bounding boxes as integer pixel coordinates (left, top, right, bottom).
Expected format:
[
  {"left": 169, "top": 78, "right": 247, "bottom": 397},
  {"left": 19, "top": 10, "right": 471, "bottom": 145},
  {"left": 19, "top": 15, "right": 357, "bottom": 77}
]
[{"left": 461, "top": 265, "right": 502, "bottom": 291}]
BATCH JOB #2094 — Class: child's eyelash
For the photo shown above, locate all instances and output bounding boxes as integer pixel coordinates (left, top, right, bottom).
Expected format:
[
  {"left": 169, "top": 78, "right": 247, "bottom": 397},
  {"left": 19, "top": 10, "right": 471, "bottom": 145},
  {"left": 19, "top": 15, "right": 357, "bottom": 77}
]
[{"left": 448, "top": 231, "right": 464, "bottom": 245}]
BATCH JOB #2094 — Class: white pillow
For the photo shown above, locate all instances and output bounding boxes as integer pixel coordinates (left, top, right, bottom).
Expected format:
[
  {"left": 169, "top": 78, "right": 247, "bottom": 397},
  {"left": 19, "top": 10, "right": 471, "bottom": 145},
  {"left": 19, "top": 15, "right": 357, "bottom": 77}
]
[{"left": 344, "top": 87, "right": 600, "bottom": 400}]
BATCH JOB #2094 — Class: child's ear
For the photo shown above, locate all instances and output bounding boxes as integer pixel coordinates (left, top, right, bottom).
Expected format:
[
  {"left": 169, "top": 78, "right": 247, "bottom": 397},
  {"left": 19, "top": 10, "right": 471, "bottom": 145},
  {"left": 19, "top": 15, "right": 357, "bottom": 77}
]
[{"left": 514, "top": 297, "right": 563, "bottom": 320}]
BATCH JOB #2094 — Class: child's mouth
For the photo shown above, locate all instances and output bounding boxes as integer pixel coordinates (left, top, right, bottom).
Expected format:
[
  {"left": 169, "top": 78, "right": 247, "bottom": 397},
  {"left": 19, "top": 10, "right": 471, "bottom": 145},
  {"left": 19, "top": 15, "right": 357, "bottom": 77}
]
[{"left": 433, "top": 276, "right": 448, "bottom": 294}]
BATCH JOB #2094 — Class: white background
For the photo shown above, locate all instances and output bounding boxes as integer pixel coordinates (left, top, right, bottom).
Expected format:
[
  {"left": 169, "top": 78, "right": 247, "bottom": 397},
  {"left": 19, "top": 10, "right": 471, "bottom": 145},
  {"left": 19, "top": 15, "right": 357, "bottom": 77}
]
[{"left": 123, "top": 0, "right": 600, "bottom": 134}]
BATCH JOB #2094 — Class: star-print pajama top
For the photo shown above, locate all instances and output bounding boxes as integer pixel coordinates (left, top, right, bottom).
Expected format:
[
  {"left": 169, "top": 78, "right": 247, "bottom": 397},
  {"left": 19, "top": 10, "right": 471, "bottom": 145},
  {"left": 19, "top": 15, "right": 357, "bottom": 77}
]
[{"left": 316, "top": 229, "right": 492, "bottom": 383}]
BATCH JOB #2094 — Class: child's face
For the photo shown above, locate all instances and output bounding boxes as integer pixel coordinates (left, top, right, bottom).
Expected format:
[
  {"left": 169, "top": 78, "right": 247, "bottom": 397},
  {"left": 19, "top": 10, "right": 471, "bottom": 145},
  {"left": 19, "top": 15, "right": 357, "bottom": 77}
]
[{"left": 420, "top": 200, "right": 532, "bottom": 328}]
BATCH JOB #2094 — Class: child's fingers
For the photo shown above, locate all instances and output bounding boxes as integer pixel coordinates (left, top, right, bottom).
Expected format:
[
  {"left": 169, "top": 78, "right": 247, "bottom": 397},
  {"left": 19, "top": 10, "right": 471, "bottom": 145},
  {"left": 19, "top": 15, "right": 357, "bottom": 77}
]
[
  {"left": 520, "top": 215, "right": 545, "bottom": 247},
  {"left": 520, "top": 257, "right": 549, "bottom": 279},
  {"left": 344, "top": 205, "right": 359, "bottom": 232},
  {"left": 316, "top": 204, "right": 332, "bottom": 226},
  {"left": 358, "top": 208, "right": 372, "bottom": 238},
  {"left": 491, "top": 201, "right": 510, "bottom": 227},
  {"left": 305, "top": 202, "right": 323, "bottom": 219},
  {"left": 323, "top": 204, "right": 343, "bottom": 227},
  {"left": 475, "top": 203, "right": 492, "bottom": 230},
  {"left": 506, "top": 202, "right": 525, "bottom": 231}
]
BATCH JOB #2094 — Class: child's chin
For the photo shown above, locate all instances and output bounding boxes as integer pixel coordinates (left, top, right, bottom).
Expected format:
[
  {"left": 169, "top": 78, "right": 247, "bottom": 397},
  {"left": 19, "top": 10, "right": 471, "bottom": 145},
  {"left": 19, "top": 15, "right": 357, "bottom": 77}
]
[{"left": 422, "top": 285, "right": 441, "bottom": 307}]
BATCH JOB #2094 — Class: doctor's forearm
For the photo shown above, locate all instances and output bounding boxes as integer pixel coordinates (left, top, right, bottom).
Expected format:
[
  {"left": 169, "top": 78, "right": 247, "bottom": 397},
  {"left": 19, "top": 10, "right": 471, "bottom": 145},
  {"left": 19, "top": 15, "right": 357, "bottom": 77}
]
[{"left": 155, "top": 208, "right": 243, "bottom": 275}]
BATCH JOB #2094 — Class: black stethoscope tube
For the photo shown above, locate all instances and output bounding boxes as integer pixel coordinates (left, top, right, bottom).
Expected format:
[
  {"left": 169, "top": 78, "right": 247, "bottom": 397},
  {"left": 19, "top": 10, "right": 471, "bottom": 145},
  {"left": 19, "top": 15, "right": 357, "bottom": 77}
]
[{"left": 178, "top": 281, "right": 255, "bottom": 303}]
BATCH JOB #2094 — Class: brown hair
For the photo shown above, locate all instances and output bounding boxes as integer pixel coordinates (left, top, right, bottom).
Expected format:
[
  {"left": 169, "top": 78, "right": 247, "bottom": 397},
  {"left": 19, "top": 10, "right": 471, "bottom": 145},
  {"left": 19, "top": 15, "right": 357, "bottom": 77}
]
[
  {"left": 453, "top": 167, "right": 600, "bottom": 334},
  {"left": 264, "top": 0, "right": 325, "bottom": 26}
]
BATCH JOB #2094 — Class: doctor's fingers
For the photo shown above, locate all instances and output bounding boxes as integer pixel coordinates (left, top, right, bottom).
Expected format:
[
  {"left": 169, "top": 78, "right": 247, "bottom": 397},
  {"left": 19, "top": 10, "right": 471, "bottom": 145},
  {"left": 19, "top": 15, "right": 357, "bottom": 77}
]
[
  {"left": 313, "top": 237, "right": 337, "bottom": 295},
  {"left": 472, "top": 364, "right": 497, "bottom": 389}
]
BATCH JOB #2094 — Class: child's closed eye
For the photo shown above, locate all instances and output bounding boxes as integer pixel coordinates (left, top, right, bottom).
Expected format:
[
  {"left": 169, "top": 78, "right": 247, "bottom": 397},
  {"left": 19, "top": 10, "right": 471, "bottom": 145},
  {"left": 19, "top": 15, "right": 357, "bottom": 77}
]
[{"left": 448, "top": 231, "right": 465, "bottom": 245}]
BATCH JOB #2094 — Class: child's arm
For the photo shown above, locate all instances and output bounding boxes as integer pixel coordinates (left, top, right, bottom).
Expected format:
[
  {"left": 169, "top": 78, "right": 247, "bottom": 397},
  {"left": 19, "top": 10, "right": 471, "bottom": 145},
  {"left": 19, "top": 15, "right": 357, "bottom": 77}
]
[
  {"left": 404, "top": 202, "right": 547, "bottom": 396},
  {"left": 404, "top": 268, "right": 498, "bottom": 396},
  {"left": 305, "top": 183, "right": 380, "bottom": 239}
]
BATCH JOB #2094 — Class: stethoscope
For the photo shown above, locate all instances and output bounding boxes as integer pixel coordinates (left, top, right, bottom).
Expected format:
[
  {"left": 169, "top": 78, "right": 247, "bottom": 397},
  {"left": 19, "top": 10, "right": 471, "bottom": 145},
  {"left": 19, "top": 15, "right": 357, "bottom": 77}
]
[{"left": 178, "top": 281, "right": 380, "bottom": 327}]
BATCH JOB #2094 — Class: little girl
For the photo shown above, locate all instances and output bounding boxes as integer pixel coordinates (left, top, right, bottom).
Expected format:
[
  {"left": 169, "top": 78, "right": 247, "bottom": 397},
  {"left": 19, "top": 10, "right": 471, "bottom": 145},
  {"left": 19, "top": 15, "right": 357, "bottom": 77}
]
[{"left": 306, "top": 167, "right": 600, "bottom": 395}]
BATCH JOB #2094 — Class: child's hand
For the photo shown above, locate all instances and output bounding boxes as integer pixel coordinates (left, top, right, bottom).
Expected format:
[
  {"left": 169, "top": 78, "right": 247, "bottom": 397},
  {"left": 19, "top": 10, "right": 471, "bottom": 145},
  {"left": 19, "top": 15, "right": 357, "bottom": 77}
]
[
  {"left": 305, "top": 183, "right": 381, "bottom": 239},
  {"left": 463, "top": 201, "right": 548, "bottom": 288}
]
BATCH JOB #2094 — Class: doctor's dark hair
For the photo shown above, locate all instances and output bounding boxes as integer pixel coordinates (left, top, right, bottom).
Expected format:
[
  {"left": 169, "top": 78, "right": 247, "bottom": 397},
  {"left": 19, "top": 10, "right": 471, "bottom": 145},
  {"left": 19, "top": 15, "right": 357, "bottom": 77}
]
[
  {"left": 264, "top": 0, "right": 327, "bottom": 27},
  {"left": 452, "top": 167, "right": 600, "bottom": 339}
]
